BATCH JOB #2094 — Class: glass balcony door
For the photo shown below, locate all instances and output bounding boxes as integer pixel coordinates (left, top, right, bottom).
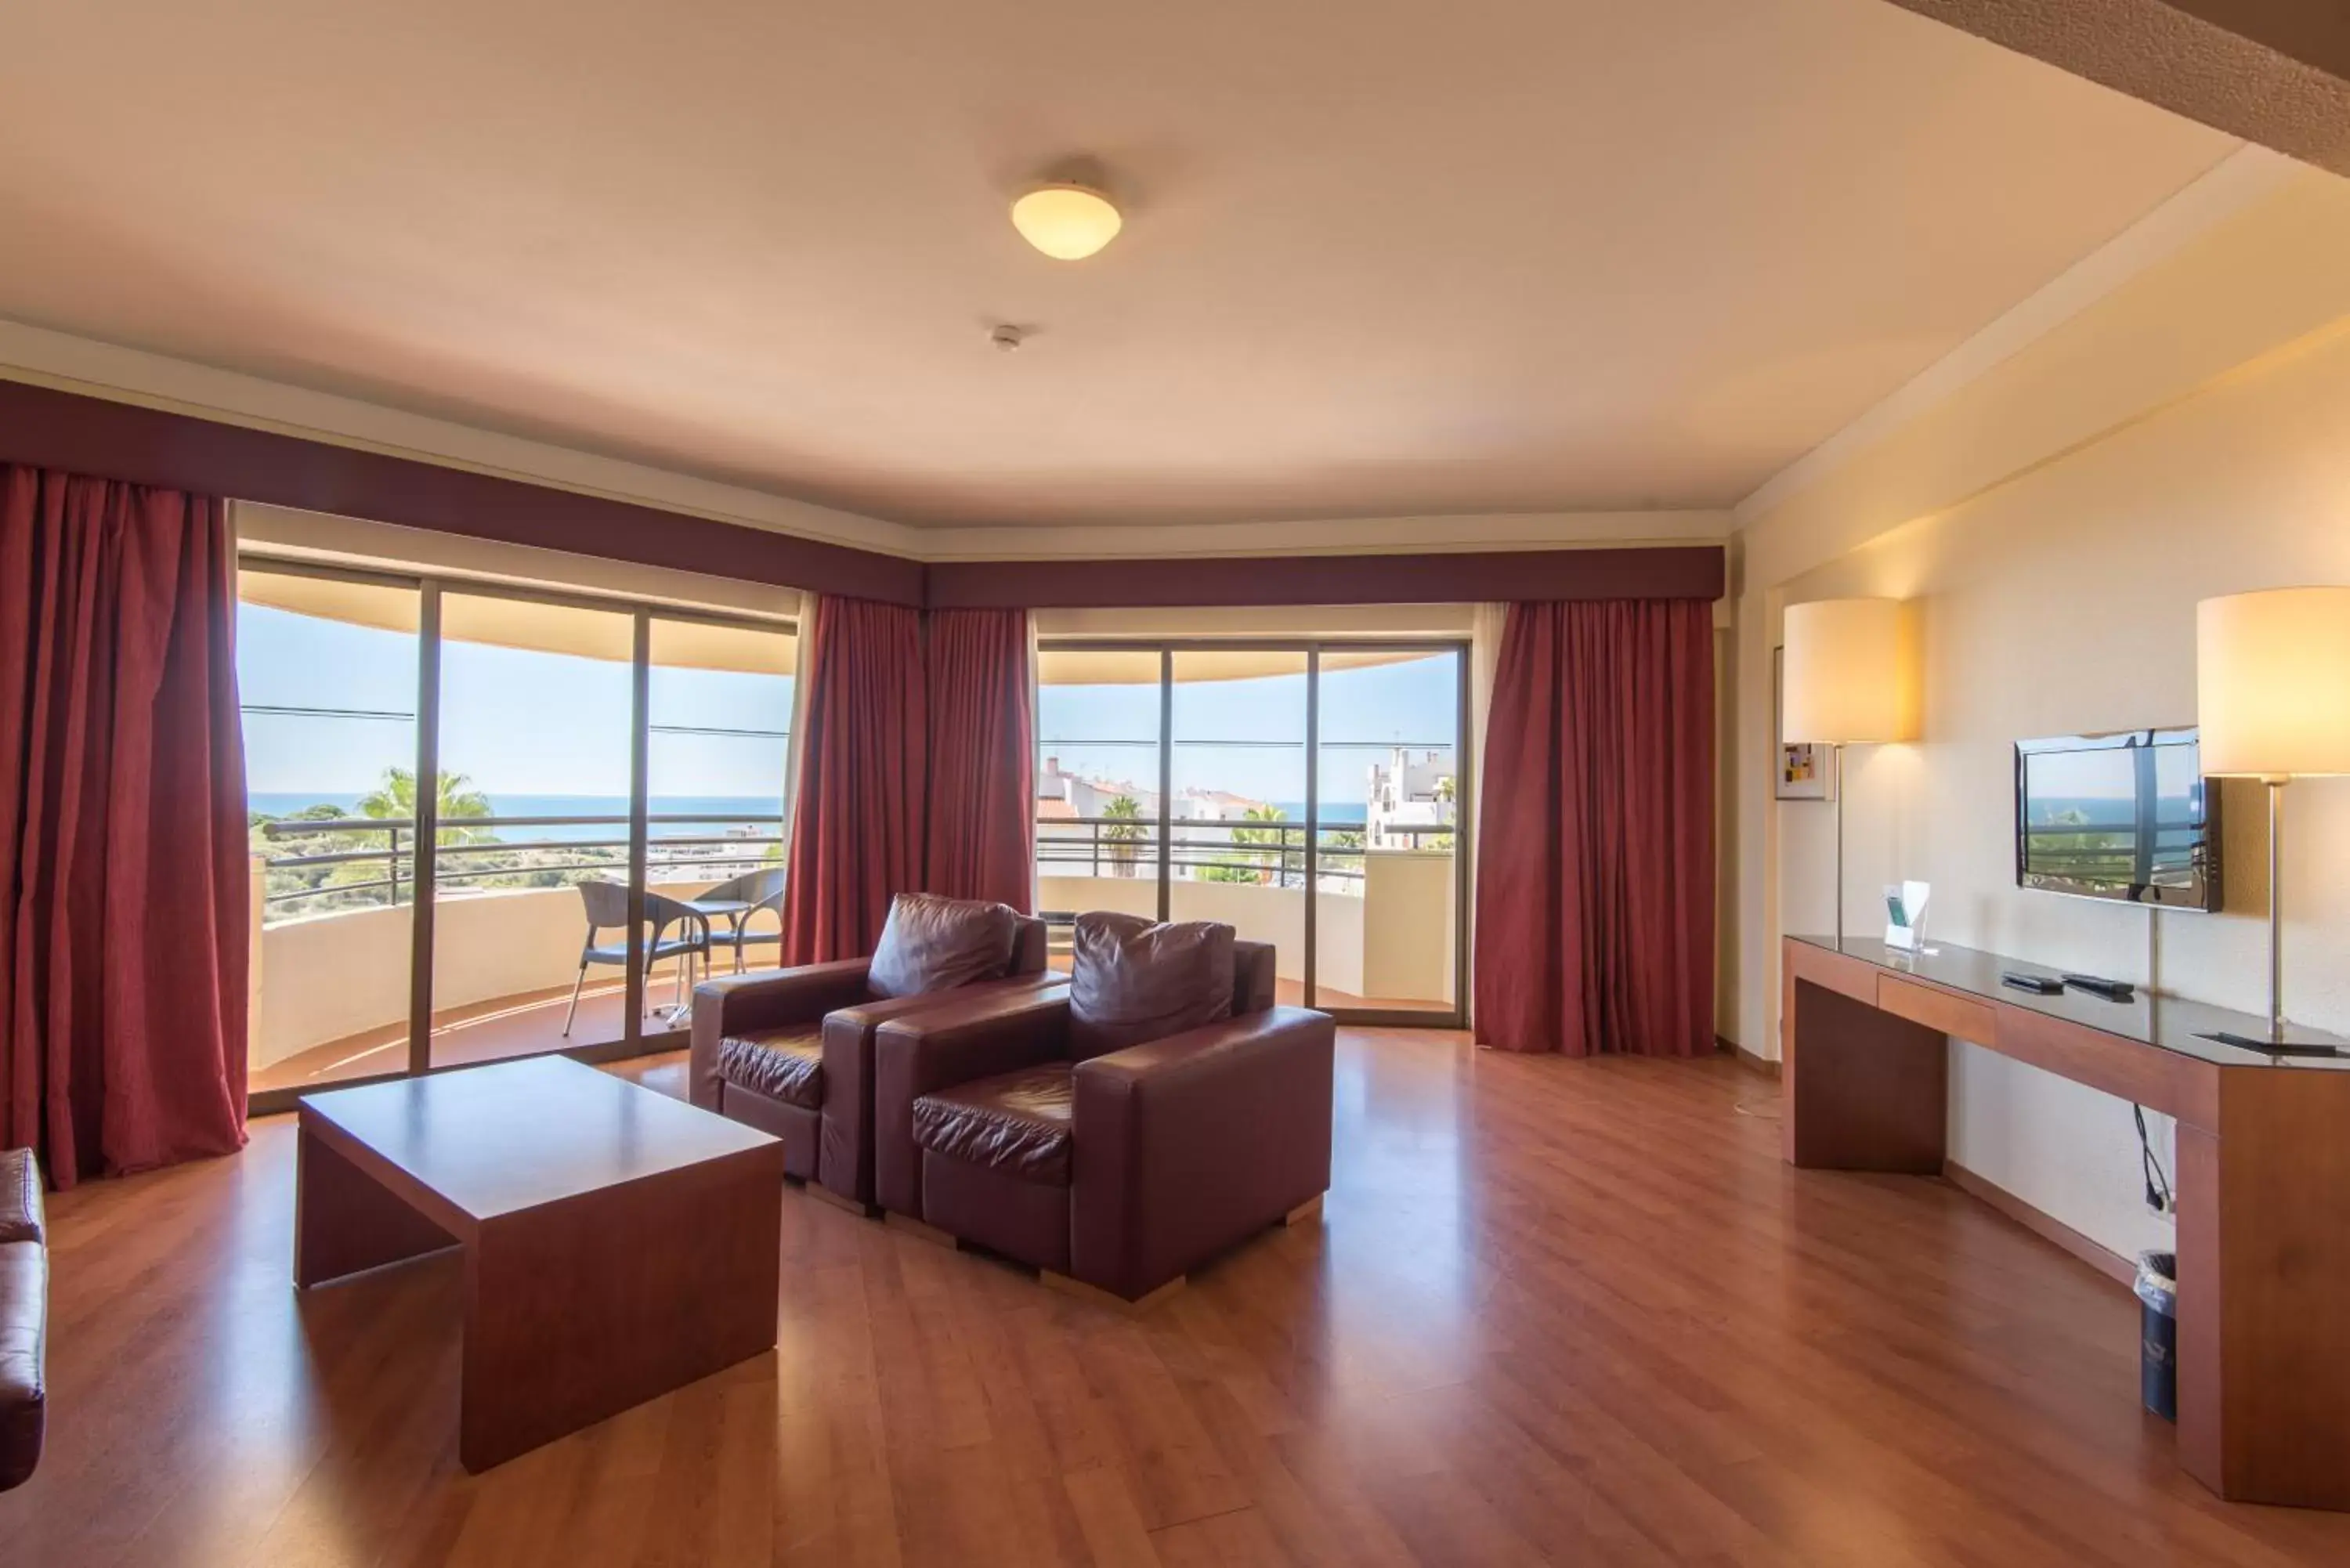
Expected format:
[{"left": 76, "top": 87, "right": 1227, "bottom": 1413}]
[
  {"left": 237, "top": 564, "right": 423, "bottom": 1094},
  {"left": 1170, "top": 650, "right": 1309, "bottom": 1004},
  {"left": 1312, "top": 648, "right": 1466, "bottom": 1018},
  {"left": 1036, "top": 647, "right": 1167, "bottom": 963},
  {"left": 645, "top": 616, "right": 795, "bottom": 985},
  {"left": 1036, "top": 638, "right": 1470, "bottom": 1025},
  {"left": 430, "top": 590, "right": 642, "bottom": 1068},
  {"left": 240, "top": 555, "right": 801, "bottom": 1114}
]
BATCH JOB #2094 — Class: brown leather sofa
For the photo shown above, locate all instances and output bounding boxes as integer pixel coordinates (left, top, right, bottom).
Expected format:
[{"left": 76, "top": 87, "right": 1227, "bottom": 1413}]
[
  {"left": 1, "top": 1147, "right": 46, "bottom": 1492},
  {"left": 872, "top": 915, "right": 1335, "bottom": 1302},
  {"left": 689, "top": 893, "right": 1054, "bottom": 1208}
]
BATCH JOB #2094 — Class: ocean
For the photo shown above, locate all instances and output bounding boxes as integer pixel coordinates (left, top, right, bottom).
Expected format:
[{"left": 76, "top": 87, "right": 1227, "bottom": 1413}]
[{"left": 248, "top": 793, "right": 783, "bottom": 844}]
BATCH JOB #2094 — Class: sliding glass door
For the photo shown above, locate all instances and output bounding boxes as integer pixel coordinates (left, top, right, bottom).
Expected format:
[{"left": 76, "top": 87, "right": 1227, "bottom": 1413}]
[
  {"left": 645, "top": 616, "right": 795, "bottom": 981},
  {"left": 1036, "top": 639, "right": 1470, "bottom": 1025},
  {"left": 1035, "top": 647, "right": 1166, "bottom": 963},
  {"left": 238, "top": 565, "right": 423, "bottom": 1094},
  {"left": 430, "top": 591, "right": 639, "bottom": 1068},
  {"left": 1314, "top": 649, "right": 1464, "bottom": 1017},
  {"left": 237, "top": 556, "right": 797, "bottom": 1114},
  {"left": 1170, "top": 650, "right": 1310, "bottom": 1003}
]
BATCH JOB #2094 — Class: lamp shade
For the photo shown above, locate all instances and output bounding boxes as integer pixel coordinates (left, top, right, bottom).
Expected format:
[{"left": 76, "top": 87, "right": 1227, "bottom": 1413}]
[
  {"left": 2196, "top": 587, "right": 2350, "bottom": 778},
  {"left": 1010, "top": 186, "right": 1122, "bottom": 260},
  {"left": 1781, "top": 598, "right": 1918, "bottom": 745}
]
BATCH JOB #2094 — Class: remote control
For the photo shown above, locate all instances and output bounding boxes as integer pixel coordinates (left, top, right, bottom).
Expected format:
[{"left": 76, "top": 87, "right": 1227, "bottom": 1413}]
[
  {"left": 2199, "top": 1029, "right": 2345, "bottom": 1057},
  {"left": 2062, "top": 973, "right": 2135, "bottom": 1003},
  {"left": 2001, "top": 971, "right": 2065, "bottom": 995}
]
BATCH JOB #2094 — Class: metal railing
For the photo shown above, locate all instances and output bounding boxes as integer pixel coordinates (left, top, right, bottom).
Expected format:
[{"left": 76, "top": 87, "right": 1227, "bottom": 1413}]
[
  {"left": 1034, "top": 814, "right": 1454, "bottom": 888},
  {"left": 256, "top": 812, "right": 784, "bottom": 913}
]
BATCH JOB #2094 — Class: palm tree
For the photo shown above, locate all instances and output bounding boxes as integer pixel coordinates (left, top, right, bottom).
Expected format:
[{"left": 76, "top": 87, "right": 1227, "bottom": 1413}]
[
  {"left": 1231, "top": 804, "right": 1289, "bottom": 886},
  {"left": 358, "top": 768, "right": 497, "bottom": 847},
  {"left": 1434, "top": 773, "right": 1458, "bottom": 825},
  {"left": 1101, "top": 795, "right": 1145, "bottom": 877}
]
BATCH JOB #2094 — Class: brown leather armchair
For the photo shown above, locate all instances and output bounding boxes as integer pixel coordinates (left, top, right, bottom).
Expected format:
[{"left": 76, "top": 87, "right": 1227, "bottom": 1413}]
[
  {"left": 689, "top": 894, "right": 1053, "bottom": 1209},
  {"left": 872, "top": 926, "right": 1335, "bottom": 1302},
  {"left": 1, "top": 1147, "right": 46, "bottom": 1492}
]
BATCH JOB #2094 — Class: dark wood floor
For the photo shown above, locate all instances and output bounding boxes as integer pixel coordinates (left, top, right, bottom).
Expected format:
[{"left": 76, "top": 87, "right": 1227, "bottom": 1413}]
[{"left": 8, "top": 1031, "right": 2349, "bottom": 1566}]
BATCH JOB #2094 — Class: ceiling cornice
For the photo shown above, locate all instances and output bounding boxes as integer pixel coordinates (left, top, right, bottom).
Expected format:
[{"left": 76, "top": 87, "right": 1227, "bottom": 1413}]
[
  {"left": 1734, "top": 143, "right": 2294, "bottom": 530},
  {"left": 0, "top": 315, "right": 1713, "bottom": 565},
  {"left": 0, "top": 315, "right": 929, "bottom": 558}
]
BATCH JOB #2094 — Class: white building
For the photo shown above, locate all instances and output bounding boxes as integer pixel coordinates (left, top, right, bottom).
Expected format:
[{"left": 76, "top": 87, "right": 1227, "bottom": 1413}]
[{"left": 1365, "top": 747, "right": 1455, "bottom": 849}]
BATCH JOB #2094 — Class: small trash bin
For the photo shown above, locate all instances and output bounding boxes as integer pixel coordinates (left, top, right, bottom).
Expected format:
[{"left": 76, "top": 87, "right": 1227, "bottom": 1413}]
[{"left": 2135, "top": 1251, "right": 2178, "bottom": 1422}]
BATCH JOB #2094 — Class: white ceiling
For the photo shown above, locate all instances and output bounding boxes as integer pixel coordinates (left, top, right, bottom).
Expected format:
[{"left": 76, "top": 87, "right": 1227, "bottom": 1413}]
[{"left": 0, "top": 0, "right": 2232, "bottom": 529}]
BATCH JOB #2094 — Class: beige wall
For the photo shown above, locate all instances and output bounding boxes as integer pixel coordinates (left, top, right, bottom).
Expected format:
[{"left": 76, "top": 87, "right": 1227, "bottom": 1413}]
[{"left": 1730, "top": 167, "right": 2350, "bottom": 1262}]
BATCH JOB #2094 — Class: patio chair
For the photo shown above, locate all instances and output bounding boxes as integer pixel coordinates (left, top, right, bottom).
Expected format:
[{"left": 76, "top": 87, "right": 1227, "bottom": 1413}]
[
  {"left": 689, "top": 865, "right": 788, "bottom": 973},
  {"left": 563, "top": 880, "right": 710, "bottom": 1036}
]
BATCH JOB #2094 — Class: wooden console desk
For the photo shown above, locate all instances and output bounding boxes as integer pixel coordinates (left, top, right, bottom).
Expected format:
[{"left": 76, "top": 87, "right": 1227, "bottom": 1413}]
[{"left": 1783, "top": 934, "right": 2350, "bottom": 1510}]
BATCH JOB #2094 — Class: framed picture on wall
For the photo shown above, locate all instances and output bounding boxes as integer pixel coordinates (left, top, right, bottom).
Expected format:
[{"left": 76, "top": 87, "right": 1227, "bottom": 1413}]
[{"left": 1774, "top": 645, "right": 1835, "bottom": 801}]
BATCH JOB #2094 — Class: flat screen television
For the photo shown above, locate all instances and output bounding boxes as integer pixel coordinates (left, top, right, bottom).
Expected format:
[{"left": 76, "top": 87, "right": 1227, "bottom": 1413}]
[{"left": 2015, "top": 728, "right": 2222, "bottom": 911}]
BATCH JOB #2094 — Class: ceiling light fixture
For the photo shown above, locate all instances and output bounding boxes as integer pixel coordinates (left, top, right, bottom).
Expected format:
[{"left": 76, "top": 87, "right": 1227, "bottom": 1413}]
[{"left": 1011, "top": 184, "right": 1122, "bottom": 260}]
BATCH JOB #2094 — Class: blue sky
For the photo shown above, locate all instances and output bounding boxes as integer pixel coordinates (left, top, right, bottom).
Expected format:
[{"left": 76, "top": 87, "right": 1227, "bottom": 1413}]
[
  {"left": 1042, "top": 653, "right": 1460, "bottom": 807},
  {"left": 238, "top": 603, "right": 793, "bottom": 801},
  {"left": 240, "top": 602, "right": 1460, "bottom": 810}
]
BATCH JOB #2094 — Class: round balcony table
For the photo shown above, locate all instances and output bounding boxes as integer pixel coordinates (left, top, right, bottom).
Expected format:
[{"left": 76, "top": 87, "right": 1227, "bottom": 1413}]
[{"left": 683, "top": 896, "right": 757, "bottom": 975}]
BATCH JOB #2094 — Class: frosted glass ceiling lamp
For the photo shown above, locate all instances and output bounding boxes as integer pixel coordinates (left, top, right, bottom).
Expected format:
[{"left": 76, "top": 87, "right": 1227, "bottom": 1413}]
[
  {"left": 2196, "top": 587, "right": 2350, "bottom": 1054},
  {"left": 1010, "top": 184, "right": 1122, "bottom": 260},
  {"left": 1782, "top": 598, "right": 1920, "bottom": 947}
]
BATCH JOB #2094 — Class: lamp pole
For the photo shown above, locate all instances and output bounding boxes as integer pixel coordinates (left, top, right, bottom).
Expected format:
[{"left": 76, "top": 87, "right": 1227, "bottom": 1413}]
[
  {"left": 2267, "top": 776, "right": 2287, "bottom": 1044},
  {"left": 1832, "top": 742, "right": 1845, "bottom": 948}
]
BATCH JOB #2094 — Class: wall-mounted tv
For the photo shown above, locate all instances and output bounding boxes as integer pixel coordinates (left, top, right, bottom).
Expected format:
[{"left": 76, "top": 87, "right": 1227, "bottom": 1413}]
[{"left": 2015, "top": 728, "right": 2222, "bottom": 911}]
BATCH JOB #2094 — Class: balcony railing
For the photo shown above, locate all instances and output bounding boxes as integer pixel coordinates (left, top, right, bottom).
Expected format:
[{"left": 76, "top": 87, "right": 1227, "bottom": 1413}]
[
  {"left": 1035, "top": 814, "right": 1453, "bottom": 888},
  {"left": 256, "top": 813, "right": 784, "bottom": 915}
]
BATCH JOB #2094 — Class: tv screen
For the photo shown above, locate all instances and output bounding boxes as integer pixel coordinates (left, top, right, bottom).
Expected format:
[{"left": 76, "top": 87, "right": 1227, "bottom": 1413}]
[{"left": 2016, "top": 728, "right": 2222, "bottom": 911}]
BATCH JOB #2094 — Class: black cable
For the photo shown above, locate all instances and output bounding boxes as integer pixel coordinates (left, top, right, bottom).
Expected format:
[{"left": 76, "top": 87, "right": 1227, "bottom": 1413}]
[{"left": 2135, "top": 1104, "right": 2173, "bottom": 1215}]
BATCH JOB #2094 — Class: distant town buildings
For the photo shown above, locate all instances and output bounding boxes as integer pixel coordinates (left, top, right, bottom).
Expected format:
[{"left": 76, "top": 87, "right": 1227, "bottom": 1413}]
[
  {"left": 1365, "top": 747, "right": 1456, "bottom": 848},
  {"left": 1038, "top": 751, "right": 1456, "bottom": 882}
]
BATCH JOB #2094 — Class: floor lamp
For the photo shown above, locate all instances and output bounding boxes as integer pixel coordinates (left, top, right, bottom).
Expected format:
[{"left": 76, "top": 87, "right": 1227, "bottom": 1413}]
[
  {"left": 1781, "top": 598, "right": 1919, "bottom": 947},
  {"left": 2196, "top": 587, "right": 2350, "bottom": 1055}
]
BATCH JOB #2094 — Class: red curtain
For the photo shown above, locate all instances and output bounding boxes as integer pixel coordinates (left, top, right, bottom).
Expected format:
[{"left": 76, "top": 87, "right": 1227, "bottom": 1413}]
[
  {"left": 0, "top": 466, "right": 248, "bottom": 1186},
  {"left": 781, "top": 595, "right": 927, "bottom": 963},
  {"left": 924, "top": 609, "right": 1034, "bottom": 912},
  {"left": 1473, "top": 600, "right": 1714, "bottom": 1057}
]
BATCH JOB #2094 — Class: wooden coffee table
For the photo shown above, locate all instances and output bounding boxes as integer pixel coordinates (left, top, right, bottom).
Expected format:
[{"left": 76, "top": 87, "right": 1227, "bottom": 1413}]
[{"left": 294, "top": 1055, "right": 783, "bottom": 1471}]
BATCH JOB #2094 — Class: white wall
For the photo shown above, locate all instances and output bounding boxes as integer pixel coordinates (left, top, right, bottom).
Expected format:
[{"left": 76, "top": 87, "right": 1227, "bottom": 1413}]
[
  {"left": 253, "top": 881, "right": 721, "bottom": 1067},
  {"left": 1772, "top": 297, "right": 2350, "bottom": 1262},
  {"left": 1034, "top": 866, "right": 1461, "bottom": 1003}
]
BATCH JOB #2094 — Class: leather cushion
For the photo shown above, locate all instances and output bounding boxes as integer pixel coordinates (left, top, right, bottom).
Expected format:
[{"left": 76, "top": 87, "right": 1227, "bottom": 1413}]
[
  {"left": 1068, "top": 912, "right": 1235, "bottom": 1059},
  {"left": 715, "top": 1025, "right": 826, "bottom": 1109},
  {"left": 911, "top": 1065, "right": 1076, "bottom": 1186},
  {"left": 869, "top": 894, "right": 1018, "bottom": 999},
  {"left": 0, "top": 1151, "right": 38, "bottom": 1246}
]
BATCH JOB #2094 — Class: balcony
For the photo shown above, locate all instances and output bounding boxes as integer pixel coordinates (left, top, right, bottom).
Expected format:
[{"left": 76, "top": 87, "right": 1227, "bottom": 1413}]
[
  {"left": 248, "top": 809, "right": 1459, "bottom": 1093},
  {"left": 1036, "top": 815, "right": 1459, "bottom": 1011},
  {"left": 247, "top": 813, "right": 783, "bottom": 1093}
]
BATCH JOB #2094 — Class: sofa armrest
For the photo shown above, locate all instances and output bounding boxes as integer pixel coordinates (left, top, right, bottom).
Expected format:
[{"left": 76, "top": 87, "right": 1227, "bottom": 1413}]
[
  {"left": 0, "top": 1241, "right": 45, "bottom": 1492},
  {"left": 871, "top": 985, "right": 1072, "bottom": 1216},
  {"left": 1070, "top": 1005, "right": 1336, "bottom": 1301},
  {"left": 816, "top": 974, "right": 1065, "bottom": 1206},
  {"left": 688, "top": 958, "right": 872, "bottom": 1109}
]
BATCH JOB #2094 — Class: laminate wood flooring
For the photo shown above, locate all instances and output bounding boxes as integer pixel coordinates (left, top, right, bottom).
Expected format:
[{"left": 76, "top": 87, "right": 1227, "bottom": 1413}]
[{"left": 7, "top": 1030, "right": 2345, "bottom": 1566}]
